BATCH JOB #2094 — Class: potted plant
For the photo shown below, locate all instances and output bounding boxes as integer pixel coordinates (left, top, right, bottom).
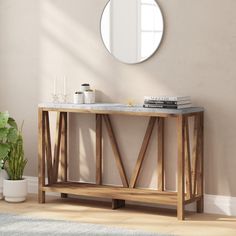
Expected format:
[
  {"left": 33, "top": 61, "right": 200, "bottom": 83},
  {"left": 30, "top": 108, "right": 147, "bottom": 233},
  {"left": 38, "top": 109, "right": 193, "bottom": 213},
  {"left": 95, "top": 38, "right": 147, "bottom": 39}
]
[
  {"left": 0, "top": 111, "right": 19, "bottom": 199},
  {"left": 0, "top": 111, "right": 27, "bottom": 202},
  {"left": 0, "top": 161, "right": 8, "bottom": 200}
]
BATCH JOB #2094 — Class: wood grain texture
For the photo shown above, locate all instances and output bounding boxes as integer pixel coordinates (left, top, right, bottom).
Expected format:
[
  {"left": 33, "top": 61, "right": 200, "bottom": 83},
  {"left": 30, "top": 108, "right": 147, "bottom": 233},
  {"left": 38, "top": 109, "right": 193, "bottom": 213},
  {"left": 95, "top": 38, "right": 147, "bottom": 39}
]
[
  {"left": 59, "top": 112, "right": 68, "bottom": 182},
  {"left": 60, "top": 112, "right": 68, "bottom": 198},
  {"left": 43, "top": 182, "right": 178, "bottom": 205},
  {"left": 157, "top": 118, "right": 165, "bottom": 191},
  {"left": 103, "top": 115, "right": 128, "bottom": 187},
  {"left": 129, "top": 117, "right": 156, "bottom": 188},
  {"left": 184, "top": 117, "right": 192, "bottom": 200},
  {"left": 177, "top": 115, "right": 185, "bottom": 220},
  {"left": 112, "top": 199, "right": 125, "bottom": 210},
  {"left": 52, "top": 112, "right": 63, "bottom": 183},
  {"left": 184, "top": 195, "right": 202, "bottom": 205},
  {"left": 41, "top": 108, "right": 176, "bottom": 117},
  {"left": 39, "top": 104, "right": 204, "bottom": 117},
  {"left": 44, "top": 111, "right": 53, "bottom": 185},
  {"left": 96, "top": 114, "right": 102, "bottom": 185},
  {"left": 192, "top": 114, "right": 199, "bottom": 197},
  {"left": 2, "top": 194, "right": 236, "bottom": 236},
  {"left": 38, "top": 106, "right": 204, "bottom": 220},
  {"left": 197, "top": 112, "right": 204, "bottom": 213},
  {"left": 38, "top": 108, "right": 45, "bottom": 203}
]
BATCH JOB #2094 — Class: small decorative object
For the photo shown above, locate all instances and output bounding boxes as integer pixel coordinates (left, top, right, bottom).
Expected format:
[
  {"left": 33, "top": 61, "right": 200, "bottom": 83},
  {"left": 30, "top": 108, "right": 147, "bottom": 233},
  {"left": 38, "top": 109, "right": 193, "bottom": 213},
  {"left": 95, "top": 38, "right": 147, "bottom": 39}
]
[
  {"left": 80, "top": 83, "right": 90, "bottom": 92},
  {"left": 126, "top": 99, "right": 135, "bottom": 107},
  {"left": 60, "top": 94, "right": 68, "bottom": 103},
  {"left": 52, "top": 76, "right": 69, "bottom": 103},
  {"left": 63, "top": 76, "right": 67, "bottom": 96},
  {"left": 0, "top": 112, "right": 28, "bottom": 203},
  {"left": 53, "top": 77, "right": 57, "bottom": 95},
  {"left": 73, "top": 92, "right": 84, "bottom": 104},
  {"left": 84, "top": 89, "right": 95, "bottom": 104},
  {"left": 52, "top": 77, "right": 59, "bottom": 103},
  {"left": 61, "top": 76, "right": 68, "bottom": 103},
  {"left": 52, "top": 93, "right": 59, "bottom": 103}
]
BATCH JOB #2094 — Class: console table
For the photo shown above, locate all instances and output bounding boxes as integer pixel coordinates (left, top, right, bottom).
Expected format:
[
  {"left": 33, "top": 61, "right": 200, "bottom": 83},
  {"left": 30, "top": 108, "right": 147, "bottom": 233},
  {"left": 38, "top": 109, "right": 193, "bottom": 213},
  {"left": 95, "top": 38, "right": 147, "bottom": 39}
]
[{"left": 38, "top": 103, "right": 204, "bottom": 220}]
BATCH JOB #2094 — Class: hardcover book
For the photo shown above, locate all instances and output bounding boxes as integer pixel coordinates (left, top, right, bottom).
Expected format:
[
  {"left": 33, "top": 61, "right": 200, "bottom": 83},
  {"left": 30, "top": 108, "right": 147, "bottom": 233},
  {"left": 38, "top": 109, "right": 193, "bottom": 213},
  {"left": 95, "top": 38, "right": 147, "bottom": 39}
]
[
  {"left": 144, "top": 96, "right": 191, "bottom": 102},
  {"left": 144, "top": 100, "right": 191, "bottom": 105},
  {"left": 143, "top": 103, "right": 192, "bottom": 109}
]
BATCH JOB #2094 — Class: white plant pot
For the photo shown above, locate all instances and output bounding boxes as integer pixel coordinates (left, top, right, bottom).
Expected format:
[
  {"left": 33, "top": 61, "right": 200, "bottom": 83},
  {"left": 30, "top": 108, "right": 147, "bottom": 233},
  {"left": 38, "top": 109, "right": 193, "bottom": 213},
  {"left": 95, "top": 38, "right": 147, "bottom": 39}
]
[
  {"left": 0, "top": 169, "right": 8, "bottom": 200},
  {"left": 3, "top": 179, "right": 27, "bottom": 203}
]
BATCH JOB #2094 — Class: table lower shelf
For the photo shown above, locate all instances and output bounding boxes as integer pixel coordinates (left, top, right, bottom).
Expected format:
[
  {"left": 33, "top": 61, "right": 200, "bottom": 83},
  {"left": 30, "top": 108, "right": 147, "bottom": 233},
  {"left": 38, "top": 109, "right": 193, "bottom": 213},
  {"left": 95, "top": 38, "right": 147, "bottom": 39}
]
[{"left": 42, "top": 182, "right": 194, "bottom": 206}]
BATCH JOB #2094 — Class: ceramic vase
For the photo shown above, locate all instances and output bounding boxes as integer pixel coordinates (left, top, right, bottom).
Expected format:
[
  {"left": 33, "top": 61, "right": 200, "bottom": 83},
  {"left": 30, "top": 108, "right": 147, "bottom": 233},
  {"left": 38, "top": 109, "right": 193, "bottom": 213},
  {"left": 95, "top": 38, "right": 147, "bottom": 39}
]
[
  {"left": 0, "top": 169, "right": 8, "bottom": 200},
  {"left": 3, "top": 179, "right": 27, "bottom": 202}
]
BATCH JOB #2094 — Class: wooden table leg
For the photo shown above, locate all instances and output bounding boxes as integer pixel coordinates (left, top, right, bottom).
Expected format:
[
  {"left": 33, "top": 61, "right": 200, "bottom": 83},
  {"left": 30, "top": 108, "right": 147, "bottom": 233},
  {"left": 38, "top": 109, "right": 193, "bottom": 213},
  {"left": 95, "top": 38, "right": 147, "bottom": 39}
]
[
  {"left": 177, "top": 115, "right": 185, "bottom": 220},
  {"left": 112, "top": 199, "right": 125, "bottom": 209},
  {"left": 157, "top": 117, "right": 165, "bottom": 191},
  {"left": 96, "top": 114, "right": 102, "bottom": 185},
  {"left": 61, "top": 112, "right": 68, "bottom": 198},
  {"left": 103, "top": 115, "right": 128, "bottom": 187},
  {"left": 45, "top": 112, "right": 53, "bottom": 186},
  {"left": 197, "top": 112, "right": 204, "bottom": 213},
  {"left": 38, "top": 108, "right": 45, "bottom": 203},
  {"left": 53, "top": 112, "right": 63, "bottom": 183}
]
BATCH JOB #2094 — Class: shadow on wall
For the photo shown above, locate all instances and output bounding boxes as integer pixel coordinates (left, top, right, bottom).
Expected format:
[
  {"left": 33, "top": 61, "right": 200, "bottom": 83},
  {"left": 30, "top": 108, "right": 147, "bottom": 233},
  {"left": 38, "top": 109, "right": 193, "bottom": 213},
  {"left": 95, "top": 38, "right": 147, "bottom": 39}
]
[
  {"left": 68, "top": 113, "right": 96, "bottom": 183},
  {"left": 40, "top": 0, "right": 122, "bottom": 102},
  {"left": 39, "top": 0, "right": 178, "bottom": 190},
  {"left": 0, "top": 0, "right": 41, "bottom": 176},
  {"left": 39, "top": 0, "right": 236, "bottom": 197}
]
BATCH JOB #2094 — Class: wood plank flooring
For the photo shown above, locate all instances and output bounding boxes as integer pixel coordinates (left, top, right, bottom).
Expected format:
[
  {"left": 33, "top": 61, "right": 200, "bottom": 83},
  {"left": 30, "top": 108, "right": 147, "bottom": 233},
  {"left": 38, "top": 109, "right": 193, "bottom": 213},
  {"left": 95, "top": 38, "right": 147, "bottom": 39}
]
[{"left": 0, "top": 194, "right": 235, "bottom": 236}]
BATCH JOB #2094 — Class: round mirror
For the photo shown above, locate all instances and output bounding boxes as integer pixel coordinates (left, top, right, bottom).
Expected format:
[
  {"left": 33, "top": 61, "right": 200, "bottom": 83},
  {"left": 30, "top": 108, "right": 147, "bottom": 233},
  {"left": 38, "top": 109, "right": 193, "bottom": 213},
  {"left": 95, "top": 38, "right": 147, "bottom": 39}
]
[{"left": 101, "top": 0, "right": 164, "bottom": 64}]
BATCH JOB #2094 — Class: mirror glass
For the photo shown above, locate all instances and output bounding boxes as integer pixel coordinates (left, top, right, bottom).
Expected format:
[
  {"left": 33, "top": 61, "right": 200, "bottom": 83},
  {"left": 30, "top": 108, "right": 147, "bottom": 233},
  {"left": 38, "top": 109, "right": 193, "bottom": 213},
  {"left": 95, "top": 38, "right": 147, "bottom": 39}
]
[{"left": 101, "top": 0, "right": 164, "bottom": 64}]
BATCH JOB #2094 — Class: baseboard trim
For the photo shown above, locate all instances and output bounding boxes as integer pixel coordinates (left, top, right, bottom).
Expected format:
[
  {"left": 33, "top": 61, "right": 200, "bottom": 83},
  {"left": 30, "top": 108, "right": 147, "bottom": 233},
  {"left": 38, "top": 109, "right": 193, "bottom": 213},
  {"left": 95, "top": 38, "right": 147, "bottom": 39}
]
[{"left": 25, "top": 176, "right": 236, "bottom": 216}]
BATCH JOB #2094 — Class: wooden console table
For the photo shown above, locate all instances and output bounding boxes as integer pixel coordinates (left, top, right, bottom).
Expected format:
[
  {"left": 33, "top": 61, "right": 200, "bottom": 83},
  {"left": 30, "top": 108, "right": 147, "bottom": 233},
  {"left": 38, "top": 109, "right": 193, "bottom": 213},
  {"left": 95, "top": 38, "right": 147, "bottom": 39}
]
[{"left": 38, "top": 103, "right": 204, "bottom": 220}]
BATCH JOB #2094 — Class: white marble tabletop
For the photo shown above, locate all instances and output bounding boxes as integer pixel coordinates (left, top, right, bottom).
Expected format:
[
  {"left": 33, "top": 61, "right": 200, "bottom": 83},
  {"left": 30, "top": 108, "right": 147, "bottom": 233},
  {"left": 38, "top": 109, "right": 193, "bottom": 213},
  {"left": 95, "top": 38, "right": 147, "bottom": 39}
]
[{"left": 39, "top": 103, "right": 204, "bottom": 115}]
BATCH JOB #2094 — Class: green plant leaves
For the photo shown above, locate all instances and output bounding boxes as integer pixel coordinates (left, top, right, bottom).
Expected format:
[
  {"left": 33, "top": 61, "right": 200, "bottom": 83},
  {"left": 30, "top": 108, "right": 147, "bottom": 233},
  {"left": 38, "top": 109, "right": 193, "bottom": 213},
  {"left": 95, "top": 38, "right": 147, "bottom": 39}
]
[
  {"left": 0, "top": 112, "right": 9, "bottom": 128},
  {"left": 8, "top": 117, "right": 18, "bottom": 129},
  {"left": 0, "top": 143, "right": 10, "bottom": 159},
  {"left": 0, "top": 112, "right": 18, "bottom": 144},
  {"left": 0, "top": 128, "right": 9, "bottom": 142},
  {"left": 0, "top": 111, "right": 27, "bottom": 179},
  {"left": 7, "top": 128, "right": 18, "bottom": 144},
  {"left": 5, "top": 133, "right": 27, "bottom": 180}
]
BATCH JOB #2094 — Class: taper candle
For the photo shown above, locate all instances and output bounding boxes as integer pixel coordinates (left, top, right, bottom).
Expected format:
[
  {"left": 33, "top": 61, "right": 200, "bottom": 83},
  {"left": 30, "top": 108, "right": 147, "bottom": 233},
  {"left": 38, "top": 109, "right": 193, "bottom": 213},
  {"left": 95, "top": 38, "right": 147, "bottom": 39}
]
[
  {"left": 54, "top": 77, "right": 57, "bottom": 94},
  {"left": 63, "top": 76, "right": 67, "bottom": 95}
]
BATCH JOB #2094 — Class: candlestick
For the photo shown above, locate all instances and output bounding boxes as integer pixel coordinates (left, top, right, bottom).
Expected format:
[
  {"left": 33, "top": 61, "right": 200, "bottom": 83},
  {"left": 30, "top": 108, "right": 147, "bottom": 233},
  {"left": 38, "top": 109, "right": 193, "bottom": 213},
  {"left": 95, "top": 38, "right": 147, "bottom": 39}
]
[
  {"left": 63, "top": 76, "right": 67, "bottom": 95},
  {"left": 53, "top": 77, "right": 57, "bottom": 95},
  {"left": 52, "top": 93, "right": 59, "bottom": 103}
]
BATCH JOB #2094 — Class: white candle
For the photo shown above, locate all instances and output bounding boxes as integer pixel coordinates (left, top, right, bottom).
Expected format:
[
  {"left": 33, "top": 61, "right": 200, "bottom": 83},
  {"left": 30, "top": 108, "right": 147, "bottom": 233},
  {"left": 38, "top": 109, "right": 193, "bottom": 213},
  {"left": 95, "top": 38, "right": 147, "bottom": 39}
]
[
  {"left": 53, "top": 78, "right": 57, "bottom": 94},
  {"left": 63, "top": 76, "right": 67, "bottom": 95}
]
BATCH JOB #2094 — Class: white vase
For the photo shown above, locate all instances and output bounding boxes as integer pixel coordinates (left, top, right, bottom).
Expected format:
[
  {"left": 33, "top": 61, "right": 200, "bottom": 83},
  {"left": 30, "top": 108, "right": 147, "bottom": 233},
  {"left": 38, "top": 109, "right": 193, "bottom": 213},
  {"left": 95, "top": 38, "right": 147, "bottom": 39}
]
[
  {"left": 3, "top": 179, "right": 27, "bottom": 202},
  {"left": 0, "top": 169, "right": 8, "bottom": 200}
]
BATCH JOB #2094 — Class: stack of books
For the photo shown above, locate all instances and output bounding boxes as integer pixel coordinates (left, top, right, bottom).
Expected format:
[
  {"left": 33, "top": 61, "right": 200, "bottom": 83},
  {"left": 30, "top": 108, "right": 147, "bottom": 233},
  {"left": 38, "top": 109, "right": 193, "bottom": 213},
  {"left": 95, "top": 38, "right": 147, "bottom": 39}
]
[{"left": 143, "top": 96, "right": 192, "bottom": 109}]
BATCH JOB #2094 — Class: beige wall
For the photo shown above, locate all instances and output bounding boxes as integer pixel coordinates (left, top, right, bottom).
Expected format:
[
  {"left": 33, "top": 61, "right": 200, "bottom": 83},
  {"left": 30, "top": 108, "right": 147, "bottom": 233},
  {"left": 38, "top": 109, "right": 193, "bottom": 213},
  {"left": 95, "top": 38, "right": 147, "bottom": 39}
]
[{"left": 0, "top": 0, "right": 236, "bottom": 197}]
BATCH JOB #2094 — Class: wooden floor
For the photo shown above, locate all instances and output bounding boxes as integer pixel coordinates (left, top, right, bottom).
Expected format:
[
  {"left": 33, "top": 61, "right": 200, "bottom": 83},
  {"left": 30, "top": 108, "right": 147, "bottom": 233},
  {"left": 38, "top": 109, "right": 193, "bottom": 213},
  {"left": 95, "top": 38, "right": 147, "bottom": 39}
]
[{"left": 0, "top": 194, "right": 236, "bottom": 236}]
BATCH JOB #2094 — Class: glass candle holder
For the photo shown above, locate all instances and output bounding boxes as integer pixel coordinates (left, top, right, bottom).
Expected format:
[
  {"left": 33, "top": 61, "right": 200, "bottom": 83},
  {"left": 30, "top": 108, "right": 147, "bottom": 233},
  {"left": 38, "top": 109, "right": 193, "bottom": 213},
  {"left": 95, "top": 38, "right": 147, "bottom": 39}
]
[
  {"left": 51, "top": 93, "right": 60, "bottom": 103},
  {"left": 60, "top": 94, "right": 68, "bottom": 103}
]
